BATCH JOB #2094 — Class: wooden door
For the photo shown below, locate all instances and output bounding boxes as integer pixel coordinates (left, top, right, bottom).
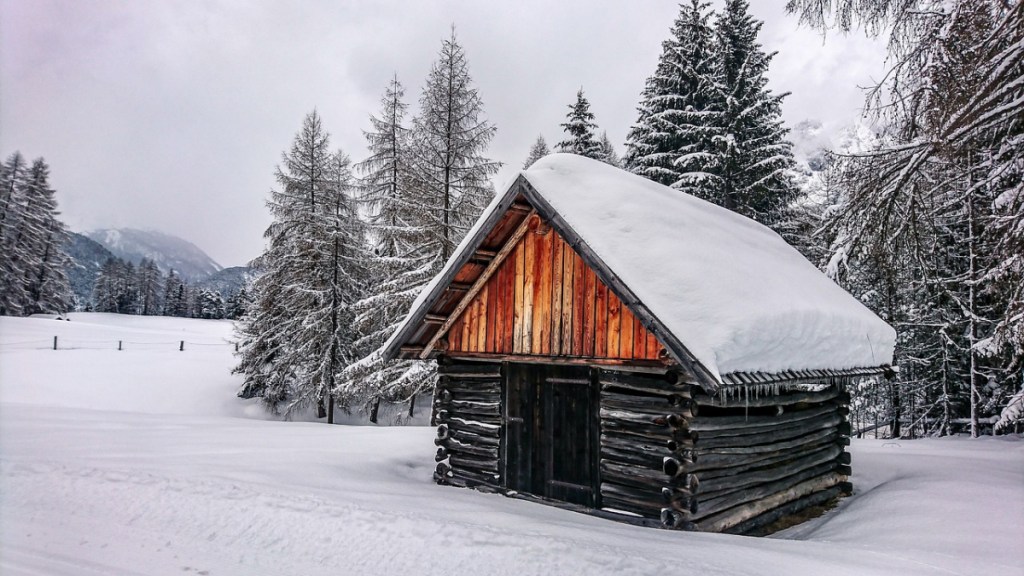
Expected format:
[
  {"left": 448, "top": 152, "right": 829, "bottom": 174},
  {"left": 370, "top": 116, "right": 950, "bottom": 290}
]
[{"left": 505, "top": 363, "right": 599, "bottom": 507}]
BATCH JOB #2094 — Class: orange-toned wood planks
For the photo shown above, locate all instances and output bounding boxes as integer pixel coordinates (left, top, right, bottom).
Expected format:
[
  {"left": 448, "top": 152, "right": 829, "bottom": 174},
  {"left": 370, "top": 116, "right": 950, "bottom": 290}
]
[{"left": 447, "top": 217, "right": 663, "bottom": 361}]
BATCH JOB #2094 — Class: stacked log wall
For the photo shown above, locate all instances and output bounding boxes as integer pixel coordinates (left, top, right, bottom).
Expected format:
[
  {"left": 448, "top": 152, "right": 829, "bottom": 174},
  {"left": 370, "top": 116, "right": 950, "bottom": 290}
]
[
  {"left": 597, "top": 369, "right": 697, "bottom": 525},
  {"left": 433, "top": 359, "right": 504, "bottom": 490},
  {"left": 596, "top": 370, "right": 853, "bottom": 534},
  {"left": 683, "top": 382, "right": 852, "bottom": 534}
]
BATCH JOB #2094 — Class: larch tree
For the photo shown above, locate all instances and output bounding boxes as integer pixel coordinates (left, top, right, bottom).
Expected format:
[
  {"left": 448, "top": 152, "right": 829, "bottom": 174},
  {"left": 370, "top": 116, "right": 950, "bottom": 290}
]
[
  {"left": 0, "top": 153, "right": 73, "bottom": 316},
  {"left": 624, "top": 0, "right": 720, "bottom": 190},
  {"left": 409, "top": 29, "right": 499, "bottom": 263},
  {"left": 235, "top": 111, "right": 367, "bottom": 422},
  {"left": 556, "top": 89, "right": 603, "bottom": 159},
  {"left": 523, "top": 135, "right": 550, "bottom": 169},
  {"left": 345, "top": 76, "right": 437, "bottom": 420}
]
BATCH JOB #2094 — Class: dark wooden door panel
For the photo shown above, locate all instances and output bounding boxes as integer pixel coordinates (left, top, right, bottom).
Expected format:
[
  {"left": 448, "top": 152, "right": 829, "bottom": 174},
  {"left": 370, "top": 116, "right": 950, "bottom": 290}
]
[{"left": 505, "top": 364, "right": 599, "bottom": 507}]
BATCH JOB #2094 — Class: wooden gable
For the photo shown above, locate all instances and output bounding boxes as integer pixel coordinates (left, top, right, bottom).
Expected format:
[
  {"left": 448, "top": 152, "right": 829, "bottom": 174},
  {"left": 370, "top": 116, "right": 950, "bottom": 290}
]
[{"left": 444, "top": 213, "right": 665, "bottom": 362}]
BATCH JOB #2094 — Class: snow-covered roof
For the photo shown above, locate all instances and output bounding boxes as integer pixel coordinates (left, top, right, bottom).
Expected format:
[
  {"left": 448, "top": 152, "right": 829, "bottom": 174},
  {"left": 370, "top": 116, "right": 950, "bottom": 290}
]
[{"left": 385, "top": 154, "right": 895, "bottom": 386}]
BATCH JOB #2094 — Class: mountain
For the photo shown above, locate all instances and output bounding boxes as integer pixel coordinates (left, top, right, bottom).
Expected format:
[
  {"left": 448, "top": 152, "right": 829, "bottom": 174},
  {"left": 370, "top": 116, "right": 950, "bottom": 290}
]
[
  {"left": 63, "top": 232, "right": 116, "bottom": 307},
  {"left": 85, "top": 228, "right": 222, "bottom": 280},
  {"left": 196, "top": 266, "right": 254, "bottom": 298}
]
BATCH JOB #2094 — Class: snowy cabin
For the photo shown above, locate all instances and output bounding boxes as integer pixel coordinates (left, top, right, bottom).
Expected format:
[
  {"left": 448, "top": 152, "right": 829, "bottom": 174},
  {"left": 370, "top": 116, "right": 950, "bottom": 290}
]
[{"left": 384, "top": 154, "right": 896, "bottom": 534}]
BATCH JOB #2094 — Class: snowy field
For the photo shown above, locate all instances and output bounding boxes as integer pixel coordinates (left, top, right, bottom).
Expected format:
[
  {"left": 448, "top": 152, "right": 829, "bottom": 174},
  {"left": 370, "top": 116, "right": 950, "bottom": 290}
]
[{"left": 1, "top": 314, "right": 1021, "bottom": 576}]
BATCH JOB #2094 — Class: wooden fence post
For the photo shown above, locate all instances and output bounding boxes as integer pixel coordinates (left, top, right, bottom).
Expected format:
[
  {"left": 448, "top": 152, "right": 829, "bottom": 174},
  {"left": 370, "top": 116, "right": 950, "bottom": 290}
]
[
  {"left": 179, "top": 340, "right": 184, "bottom": 351},
  {"left": 118, "top": 340, "right": 122, "bottom": 351},
  {"left": 53, "top": 336, "right": 57, "bottom": 350}
]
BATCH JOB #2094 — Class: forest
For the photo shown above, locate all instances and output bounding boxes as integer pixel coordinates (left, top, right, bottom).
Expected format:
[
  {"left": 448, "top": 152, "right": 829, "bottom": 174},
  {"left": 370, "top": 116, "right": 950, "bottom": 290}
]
[{"left": 2, "top": 0, "right": 1021, "bottom": 436}]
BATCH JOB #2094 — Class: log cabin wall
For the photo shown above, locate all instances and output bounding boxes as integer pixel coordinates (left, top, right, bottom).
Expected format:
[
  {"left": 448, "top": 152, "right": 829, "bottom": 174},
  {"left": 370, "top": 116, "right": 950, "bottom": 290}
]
[
  {"left": 681, "top": 382, "right": 853, "bottom": 534},
  {"left": 446, "top": 214, "right": 663, "bottom": 362},
  {"left": 595, "top": 370, "right": 853, "bottom": 534},
  {"left": 433, "top": 358, "right": 504, "bottom": 490}
]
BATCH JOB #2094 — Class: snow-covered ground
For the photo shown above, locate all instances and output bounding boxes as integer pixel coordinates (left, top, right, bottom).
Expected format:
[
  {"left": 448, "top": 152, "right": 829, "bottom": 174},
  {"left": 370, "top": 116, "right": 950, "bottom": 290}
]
[{"left": 1, "top": 314, "right": 1021, "bottom": 576}]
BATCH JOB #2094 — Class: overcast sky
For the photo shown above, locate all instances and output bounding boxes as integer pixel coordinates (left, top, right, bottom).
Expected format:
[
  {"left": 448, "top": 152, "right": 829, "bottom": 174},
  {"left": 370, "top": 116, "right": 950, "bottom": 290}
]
[{"left": 0, "top": 0, "right": 887, "bottom": 267}]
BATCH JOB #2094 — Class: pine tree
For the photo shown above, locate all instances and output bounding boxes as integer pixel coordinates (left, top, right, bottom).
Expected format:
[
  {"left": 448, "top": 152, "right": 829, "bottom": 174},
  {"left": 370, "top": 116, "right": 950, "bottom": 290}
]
[
  {"left": 709, "top": 0, "right": 797, "bottom": 225},
  {"left": 409, "top": 29, "right": 499, "bottom": 262},
  {"left": 597, "top": 132, "right": 622, "bottom": 168},
  {"left": 136, "top": 259, "right": 164, "bottom": 315},
  {"left": 556, "top": 89, "right": 602, "bottom": 159},
  {"left": 345, "top": 77, "right": 438, "bottom": 417},
  {"left": 235, "top": 112, "right": 368, "bottom": 422},
  {"left": 523, "top": 135, "right": 550, "bottom": 169},
  {"left": 163, "top": 270, "right": 187, "bottom": 316},
  {"left": 91, "top": 258, "right": 122, "bottom": 313},
  {"left": 624, "top": 0, "right": 720, "bottom": 190}
]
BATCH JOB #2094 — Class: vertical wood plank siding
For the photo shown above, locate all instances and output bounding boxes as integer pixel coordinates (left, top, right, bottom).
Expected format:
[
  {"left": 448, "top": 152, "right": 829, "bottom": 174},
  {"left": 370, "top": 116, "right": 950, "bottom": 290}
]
[{"left": 447, "top": 215, "right": 663, "bottom": 360}]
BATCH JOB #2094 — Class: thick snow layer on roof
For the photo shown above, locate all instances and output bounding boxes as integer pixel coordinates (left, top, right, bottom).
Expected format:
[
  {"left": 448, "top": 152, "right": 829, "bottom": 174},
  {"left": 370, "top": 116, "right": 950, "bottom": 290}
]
[{"left": 524, "top": 154, "right": 895, "bottom": 379}]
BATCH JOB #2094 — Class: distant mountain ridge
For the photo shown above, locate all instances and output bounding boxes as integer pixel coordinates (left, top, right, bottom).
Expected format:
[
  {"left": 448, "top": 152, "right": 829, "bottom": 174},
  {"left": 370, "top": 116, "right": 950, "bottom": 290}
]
[
  {"left": 64, "top": 232, "right": 116, "bottom": 307},
  {"left": 85, "top": 228, "right": 222, "bottom": 280}
]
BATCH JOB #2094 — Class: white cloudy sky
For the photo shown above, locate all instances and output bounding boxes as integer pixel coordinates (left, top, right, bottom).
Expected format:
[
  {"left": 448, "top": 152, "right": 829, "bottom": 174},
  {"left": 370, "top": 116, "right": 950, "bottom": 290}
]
[{"left": 0, "top": 0, "right": 887, "bottom": 267}]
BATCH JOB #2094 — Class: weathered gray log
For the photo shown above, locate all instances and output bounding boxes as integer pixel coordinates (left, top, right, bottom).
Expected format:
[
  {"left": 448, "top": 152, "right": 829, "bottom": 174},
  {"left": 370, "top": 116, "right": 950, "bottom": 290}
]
[
  {"left": 838, "top": 451, "right": 851, "bottom": 465},
  {"left": 449, "top": 453, "right": 499, "bottom": 474},
  {"left": 697, "top": 413, "right": 841, "bottom": 450},
  {"left": 837, "top": 464, "right": 851, "bottom": 476},
  {"left": 434, "top": 461, "right": 452, "bottom": 483},
  {"left": 440, "top": 427, "right": 500, "bottom": 447},
  {"left": 697, "top": 444, "right": 842, "bottom": 496},
  {"left": 435, "top": 399, "right": 501, "bottom": 418},
  {"left": 695, "top": 472, "right": 843, "bottom": 532},
  {"left": 601, "top": 389, "right": 673, "bottom": 409},
  {"left": 600, "top": 459, "right": 666, "bottom": 485},
  {"left": 601, "top": 444, "right": 664, "bottom": 469},
  {"left": 660, "top": 508, "right": 699, "bottom": 530},
  {"left": 699, "top": 427, "right": 837, "bottom": 457},
  {"left": 663, "top": 451, "right": 698, "bottom": 478},
  {"left": 437, "top": 438, "right": 500, "bottom": 460},
  {"left": 692, "top": 436, "right": 840, "bottom": 478},
  {"left": 447, "top": 468, "right": 501, "bottom": 490},
  {"left": 695, "top": 404, "right": 839, "bottom": 440},
  {"left": 598, "top": 407, "right": 671, "bottom": 434},
  {"left": 446, "top": 415, "right": 502, "bottom": 434},
  {"left": 662, "top": 472, "right": 700, "bottom": 496},
  {"left": 695, "top": 464, "right": 840, "bottom": 522},
  {"left": 438, "top": 361, "right": 503, "bottom": 376},
  {"left": 693, "top": 388, "right": 839, "bottom": 409},
  {"left": 600, "top": 433, "right": 668, "bottom": 457},
  {"left": 724, "top": 484, "right": 844, "bottom": 536},
  {"left": 437, "top": 389, "right": 501, "bottom": 404},
  {"left": 600, "top": 370, "right": 685, "bottom": 392},
  {"left": 690, "top": 402, "right": 839, "bottom": 433},
  {"left": 600, "top": 487, "right": 662, "bottom": 516}
]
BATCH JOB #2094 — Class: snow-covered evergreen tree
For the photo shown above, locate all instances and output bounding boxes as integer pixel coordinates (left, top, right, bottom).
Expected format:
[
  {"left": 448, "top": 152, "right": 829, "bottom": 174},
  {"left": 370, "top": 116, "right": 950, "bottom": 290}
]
[
  {"left": 136, "top": 259, "right": 163, "bottom": 315},
  {"left": 523, "top": 135, "right": 550, "bottom": 169},
  {"left": 0, "top": 152, "right": 30, "bottom": 315},
  {"left": 709, "top": 0, "right": 797, "bottom": 225},
  {"left": 408, "top": 29, "right": 499, "bottom": 262},
  {"left": 162, "top": 270, "right": 187, "bottom": 317},
  {"left": 19, "top": 158, "right": 73, "bottom": 315},
  {"left": 345, "top": 77, "right": 438, "bottom": 416},
  {"left": 0, "top": 154, "right": 73, "bottom": 316},
  {"left": 597, "top": 131, "right": 622, "bottom": 168},
  {"left": 556, "top": 89, "right": 602, "bottom": 159},
  {"left": 789, "top": 0, "right": 1024, "bottom": 437},
  {"left": 235, "top": 111, "right": 368, "bottom": 422},
  {"left": 624, "top": 0, "right": 720, "bottom": 190}
]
